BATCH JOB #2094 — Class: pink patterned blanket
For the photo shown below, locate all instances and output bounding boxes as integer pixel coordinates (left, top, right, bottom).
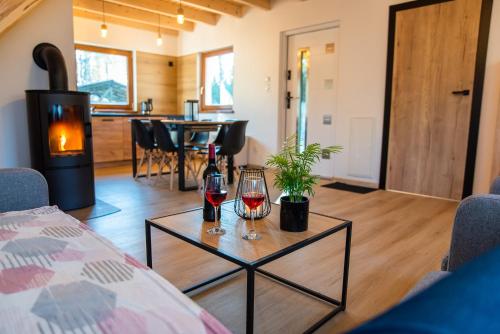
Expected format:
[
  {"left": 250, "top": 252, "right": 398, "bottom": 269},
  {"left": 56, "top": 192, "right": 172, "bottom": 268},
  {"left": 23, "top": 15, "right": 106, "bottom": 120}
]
[{"left": 0, "top": 206, "right": 230, "bottom": 334}]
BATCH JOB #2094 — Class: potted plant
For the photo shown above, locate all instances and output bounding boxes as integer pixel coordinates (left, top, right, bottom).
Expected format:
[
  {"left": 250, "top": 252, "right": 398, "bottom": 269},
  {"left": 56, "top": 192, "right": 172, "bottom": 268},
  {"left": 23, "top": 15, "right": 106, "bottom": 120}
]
[{"left": 266, "top": 136, "right": 342, "bottom": 232}]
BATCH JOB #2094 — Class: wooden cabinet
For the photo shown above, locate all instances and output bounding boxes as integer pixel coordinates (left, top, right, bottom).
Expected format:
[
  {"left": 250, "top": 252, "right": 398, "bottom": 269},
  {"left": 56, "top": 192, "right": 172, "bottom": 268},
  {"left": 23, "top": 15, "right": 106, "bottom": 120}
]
[
  {"left": 92, "top": 117, "right": 124, "bottom": 163},
  {"left": 92, "top": 116, "right": 165, "bottom": 163}
]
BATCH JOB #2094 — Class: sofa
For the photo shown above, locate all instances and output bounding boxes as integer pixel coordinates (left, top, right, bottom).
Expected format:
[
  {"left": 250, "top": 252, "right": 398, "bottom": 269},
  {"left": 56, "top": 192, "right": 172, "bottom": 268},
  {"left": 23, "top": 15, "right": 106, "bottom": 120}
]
[
  {"left": 350, "top": 177, "right": 500, "bottom": 333},
  {"left": 406, "top": 177, "right": 500, "bottom": 297},
  {"left": 0, "top": 168, "right": 229, "bottom": 334}
]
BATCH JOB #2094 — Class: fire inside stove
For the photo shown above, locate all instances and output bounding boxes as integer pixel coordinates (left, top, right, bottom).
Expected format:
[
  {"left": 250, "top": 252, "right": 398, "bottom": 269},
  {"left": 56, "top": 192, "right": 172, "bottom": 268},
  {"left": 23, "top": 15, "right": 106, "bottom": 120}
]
[{"left": 48, "top": 104, "right": 85, "bottom": 156}]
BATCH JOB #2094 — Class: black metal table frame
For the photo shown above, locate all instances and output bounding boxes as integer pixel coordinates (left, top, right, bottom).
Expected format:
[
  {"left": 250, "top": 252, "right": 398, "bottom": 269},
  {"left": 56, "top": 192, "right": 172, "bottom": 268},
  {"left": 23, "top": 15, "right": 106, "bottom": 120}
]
[
  {"left": 145, "top": 209, "right": 352, "bottom": 334},
  {"left": 131, "top": 122, "right": 234, "bottom": 190}
]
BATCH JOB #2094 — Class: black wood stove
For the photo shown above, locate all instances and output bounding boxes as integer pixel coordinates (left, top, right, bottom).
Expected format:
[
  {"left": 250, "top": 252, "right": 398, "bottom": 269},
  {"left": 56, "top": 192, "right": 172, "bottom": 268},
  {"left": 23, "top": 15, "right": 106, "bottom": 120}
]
[{"left": 26, "top": 43, "right": 95, "bottom": 211}]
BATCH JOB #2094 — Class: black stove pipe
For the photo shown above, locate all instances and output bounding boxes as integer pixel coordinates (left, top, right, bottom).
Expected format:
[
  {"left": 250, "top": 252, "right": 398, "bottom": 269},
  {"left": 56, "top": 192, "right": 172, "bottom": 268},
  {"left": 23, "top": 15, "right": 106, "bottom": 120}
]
[{"left": 32, "top": 43, "right": 68, "bottom": 91}]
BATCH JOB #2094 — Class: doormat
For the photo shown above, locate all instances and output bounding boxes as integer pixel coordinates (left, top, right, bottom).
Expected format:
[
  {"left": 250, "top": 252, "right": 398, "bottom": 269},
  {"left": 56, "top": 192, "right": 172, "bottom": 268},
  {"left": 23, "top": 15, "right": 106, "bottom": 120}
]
[
  {"left": 67, "top": 199, "right": 121, "bottom": 221},
  {"left": 321, "top": 182, "right": 378, "bottom": 194}
]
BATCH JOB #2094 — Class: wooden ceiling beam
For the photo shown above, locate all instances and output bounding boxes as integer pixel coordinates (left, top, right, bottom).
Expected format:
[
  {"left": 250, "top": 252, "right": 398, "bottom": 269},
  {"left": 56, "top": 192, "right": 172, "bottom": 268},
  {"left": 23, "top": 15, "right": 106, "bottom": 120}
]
[
  {"left": 181, "top": 0, "right": 243, "bottom": 17},
  {"left": 73, "top": 8, "right": 179, "bottom": 36},
  {"left": 73, "top": 0, "right": 195, "bottom": 32},
  {"left": 105, "top": 0, "right": 219, "bottom": 25},
  {"left": 0, "top": 0, "right": 43, "bottom": 36},
  {"left": 231, "top": 0, "right": 270, "bottom": 10}
]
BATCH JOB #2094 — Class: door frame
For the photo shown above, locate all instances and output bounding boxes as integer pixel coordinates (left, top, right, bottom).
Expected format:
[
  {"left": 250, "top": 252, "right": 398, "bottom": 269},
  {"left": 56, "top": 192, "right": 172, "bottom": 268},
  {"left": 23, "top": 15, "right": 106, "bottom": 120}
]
[
  {"left": 277, "top": 21, "right": 340, "bottom": 149},
  {"left": 378, "top": 0, "right": 494, "bottom": 199}
]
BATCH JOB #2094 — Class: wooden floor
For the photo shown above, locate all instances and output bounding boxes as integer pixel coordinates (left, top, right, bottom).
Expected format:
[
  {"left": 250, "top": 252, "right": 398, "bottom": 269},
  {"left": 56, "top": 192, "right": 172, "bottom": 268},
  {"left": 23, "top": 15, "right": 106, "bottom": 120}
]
[{"left": 77, "top": 165, "right": 458, "bottom": 333}]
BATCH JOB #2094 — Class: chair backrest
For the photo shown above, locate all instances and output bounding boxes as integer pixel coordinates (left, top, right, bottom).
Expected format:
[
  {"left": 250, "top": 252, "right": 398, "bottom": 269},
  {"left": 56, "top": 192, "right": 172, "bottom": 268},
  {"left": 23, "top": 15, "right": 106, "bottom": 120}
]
[
  {"left": 213, "top": 126, "right": 226, "bottom": 146},
  {"left": 219, "top": 121, "right": 248, "bottom": 156},
  {"left": 151, "top": 120, "right": 177, "bottom": 153},
  {"left": 131, "top": 120, "right": 155, "bottom": 150},
  {"left": 0, "top": 168, "right": 49, "bottom": 212},
  {"left": 191, "top": 131, "right": 210, "bottom": 146},
  {"left": 448, "top": 194, "right": 500, "bottom": 271}
]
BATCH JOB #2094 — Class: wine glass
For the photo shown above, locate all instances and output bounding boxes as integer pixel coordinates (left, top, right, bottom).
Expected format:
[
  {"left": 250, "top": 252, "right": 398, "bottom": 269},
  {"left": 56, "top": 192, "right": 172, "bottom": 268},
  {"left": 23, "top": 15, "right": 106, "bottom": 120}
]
[
  {"left": 205, "top": 174, "right": 227, "bottom": 235},
  {"left": 241, "top": 175, "right": 266, "bottom": 240}
]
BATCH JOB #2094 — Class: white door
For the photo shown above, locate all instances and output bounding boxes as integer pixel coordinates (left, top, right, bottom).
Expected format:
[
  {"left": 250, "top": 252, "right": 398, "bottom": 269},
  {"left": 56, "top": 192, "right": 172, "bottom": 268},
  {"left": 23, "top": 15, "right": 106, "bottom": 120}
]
[{"left": 285, "top": 27, "right": 339, "bottom": 178}]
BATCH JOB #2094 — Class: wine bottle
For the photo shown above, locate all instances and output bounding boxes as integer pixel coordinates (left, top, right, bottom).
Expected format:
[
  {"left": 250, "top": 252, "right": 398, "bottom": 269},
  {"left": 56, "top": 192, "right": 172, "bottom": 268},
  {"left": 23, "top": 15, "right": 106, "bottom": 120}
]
[{"left": 203, "top": 144, "right": 221, "bottom": 221}]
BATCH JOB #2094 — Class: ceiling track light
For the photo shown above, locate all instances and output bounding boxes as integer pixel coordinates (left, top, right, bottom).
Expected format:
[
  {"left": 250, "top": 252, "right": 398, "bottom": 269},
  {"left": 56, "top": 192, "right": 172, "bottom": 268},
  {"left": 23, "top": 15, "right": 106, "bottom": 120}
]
[{"left": 177, "top": 0, "right": 185, "bottom": 25}]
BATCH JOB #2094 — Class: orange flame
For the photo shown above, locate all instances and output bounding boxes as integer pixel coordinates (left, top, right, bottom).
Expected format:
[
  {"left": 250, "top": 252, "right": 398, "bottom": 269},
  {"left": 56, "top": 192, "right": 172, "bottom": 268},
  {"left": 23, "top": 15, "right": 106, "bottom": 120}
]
[{"left": 49, "top": 122, "right": 84, "bottom": 156}]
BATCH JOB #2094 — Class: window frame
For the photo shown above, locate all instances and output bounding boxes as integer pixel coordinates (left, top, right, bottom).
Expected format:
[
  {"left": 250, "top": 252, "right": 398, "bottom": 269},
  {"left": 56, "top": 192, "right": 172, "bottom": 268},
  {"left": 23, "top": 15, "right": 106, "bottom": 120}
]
[
  {"left": 75, "top": 44, "right": 134, "bottom": 111},
  {"left": 200, "top": 47, "right": 234, "bottom": 113}
]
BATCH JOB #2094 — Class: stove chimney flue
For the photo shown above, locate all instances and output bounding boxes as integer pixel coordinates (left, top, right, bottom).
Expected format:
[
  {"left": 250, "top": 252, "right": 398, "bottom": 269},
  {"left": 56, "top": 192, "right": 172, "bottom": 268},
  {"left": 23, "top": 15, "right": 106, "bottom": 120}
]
[{"left": 33, "top": 43, "right": 68, "bottom": 91}]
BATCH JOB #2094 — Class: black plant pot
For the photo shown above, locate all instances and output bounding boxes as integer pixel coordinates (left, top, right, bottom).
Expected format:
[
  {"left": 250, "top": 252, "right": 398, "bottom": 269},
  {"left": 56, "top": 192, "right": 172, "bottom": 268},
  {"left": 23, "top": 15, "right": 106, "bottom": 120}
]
[{"left": 280, "top": 196, "right": 309, "bottom": 232}]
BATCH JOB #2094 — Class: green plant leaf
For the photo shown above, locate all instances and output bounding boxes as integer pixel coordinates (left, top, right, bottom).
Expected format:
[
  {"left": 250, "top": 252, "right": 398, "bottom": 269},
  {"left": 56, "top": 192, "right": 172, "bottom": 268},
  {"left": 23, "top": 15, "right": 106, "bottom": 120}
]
[{"left": 265, "top": 135, "right": 343, "bottom": 203}]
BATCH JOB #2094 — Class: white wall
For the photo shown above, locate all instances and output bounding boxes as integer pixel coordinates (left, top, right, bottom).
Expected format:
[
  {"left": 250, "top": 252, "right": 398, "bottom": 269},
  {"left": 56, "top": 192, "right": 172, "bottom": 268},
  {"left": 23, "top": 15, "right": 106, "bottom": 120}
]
[
  {"left": 178, "top": 0, "right": 409, "bottom": 183},
  {"left": 74, "top": 17, "right": 178, "bottom": 56},
  {"left": 0, "top": 0, "right": 76, "bottom": 167},
  {"left": 474, "top": 0, "right": 500, "bottom": 193},
  {"left": 178, "top": 0, "right": 500, "bottom": 192}
]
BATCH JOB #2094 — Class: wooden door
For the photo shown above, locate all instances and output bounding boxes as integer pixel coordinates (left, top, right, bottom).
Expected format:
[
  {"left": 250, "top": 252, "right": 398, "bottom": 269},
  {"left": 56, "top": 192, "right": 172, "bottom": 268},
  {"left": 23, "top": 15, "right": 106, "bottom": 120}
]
[{"left": 385, "top": 0, "right": 484, "bottom": 200}]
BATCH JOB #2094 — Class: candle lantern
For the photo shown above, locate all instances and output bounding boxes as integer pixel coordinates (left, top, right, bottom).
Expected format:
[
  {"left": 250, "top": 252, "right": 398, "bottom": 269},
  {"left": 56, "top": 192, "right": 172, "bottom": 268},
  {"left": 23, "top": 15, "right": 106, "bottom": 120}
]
[{"left": 234, "top": 166, "right": 272, "bottom": 219}]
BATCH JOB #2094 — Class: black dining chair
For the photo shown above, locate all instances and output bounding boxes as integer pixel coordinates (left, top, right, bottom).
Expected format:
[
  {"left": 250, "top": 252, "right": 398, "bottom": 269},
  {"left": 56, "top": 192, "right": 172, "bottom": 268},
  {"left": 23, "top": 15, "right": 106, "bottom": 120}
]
[
  {"left": 151, "top": 120, "right": 197, "bottom": 190},
  {"left": 132, "top": 120, "right": 157, "bottom": 180},
  {"left": 215, "top": 121, "right": 248, "bottom": 177}
]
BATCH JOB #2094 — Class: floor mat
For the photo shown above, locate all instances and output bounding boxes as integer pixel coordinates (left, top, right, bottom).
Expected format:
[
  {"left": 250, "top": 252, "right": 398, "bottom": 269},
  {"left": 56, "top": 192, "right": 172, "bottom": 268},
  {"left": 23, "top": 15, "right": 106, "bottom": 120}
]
[
  {"left": 67, "top": 199, "right": 121, "bottom": 221},
  {"left": 321, "top": 182, "right": 378, "bottom": 194}
]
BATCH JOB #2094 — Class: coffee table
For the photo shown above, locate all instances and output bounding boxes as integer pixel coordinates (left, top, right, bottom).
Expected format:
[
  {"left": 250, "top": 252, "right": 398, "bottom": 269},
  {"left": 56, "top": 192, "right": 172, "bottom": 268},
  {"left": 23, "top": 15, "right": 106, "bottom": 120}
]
[{"left": 145, "top": 201, "right": 352, "bottom": 333}]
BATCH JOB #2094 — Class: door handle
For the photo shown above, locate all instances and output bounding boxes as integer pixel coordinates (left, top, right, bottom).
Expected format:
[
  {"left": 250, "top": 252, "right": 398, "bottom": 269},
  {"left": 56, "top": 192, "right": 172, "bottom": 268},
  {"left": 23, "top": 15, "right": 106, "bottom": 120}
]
[
  {"left": 452, "top": 90, "right": 470, "bottom": 96},
  {"left": 286, "top": 91, "right": 293, "bottom": 109}
]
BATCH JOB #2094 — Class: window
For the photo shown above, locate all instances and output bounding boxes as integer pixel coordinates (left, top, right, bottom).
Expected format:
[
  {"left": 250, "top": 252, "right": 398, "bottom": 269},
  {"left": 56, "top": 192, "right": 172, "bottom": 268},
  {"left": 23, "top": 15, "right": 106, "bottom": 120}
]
[
  {"left": 75, "top": 44, "right": 133, "bottom": 110},
  {"left": 201, "top": 47, "right": 234, "bottom": 112}
]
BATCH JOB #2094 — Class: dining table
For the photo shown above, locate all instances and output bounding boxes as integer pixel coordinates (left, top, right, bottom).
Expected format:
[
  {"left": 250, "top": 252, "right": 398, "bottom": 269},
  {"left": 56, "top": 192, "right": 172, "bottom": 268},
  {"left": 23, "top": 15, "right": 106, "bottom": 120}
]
[{"left": 131, "top": 119, "right": 237, "bottom": 191}]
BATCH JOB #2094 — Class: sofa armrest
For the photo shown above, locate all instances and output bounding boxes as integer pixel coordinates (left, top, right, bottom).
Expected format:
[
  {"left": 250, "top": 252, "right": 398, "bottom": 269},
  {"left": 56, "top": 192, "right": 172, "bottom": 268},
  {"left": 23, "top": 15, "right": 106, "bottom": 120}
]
[
  {"left": 441, "top": 252, "right": 449, "bottom": 271},
  {"left": 448, "top": 194, "right": 500, "bottom": 271},
  {"left": 0, "top": 168, "right": 49, "bottom": 212},
  {"left": 490, "top": 177, "right": 500, "bottom": 195}
]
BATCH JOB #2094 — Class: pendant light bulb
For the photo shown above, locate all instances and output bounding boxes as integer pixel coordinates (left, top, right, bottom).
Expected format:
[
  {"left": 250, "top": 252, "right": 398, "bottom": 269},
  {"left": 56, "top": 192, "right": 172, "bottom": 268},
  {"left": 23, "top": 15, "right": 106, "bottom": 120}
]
[
  {"left": 156, "top": 34, "right": 163, "bottom": 46},
  {"left": 177, "top": 4, "right": 184, "bottom": 24},
  {"left": 100, "top": 23, "right": 108, "bottom": 38},
  {"left": 100, "top": 1, "right": 107, "bottom": 38},
  {"left": 156, "top": 14, "right": 163, "bottom": 46}
]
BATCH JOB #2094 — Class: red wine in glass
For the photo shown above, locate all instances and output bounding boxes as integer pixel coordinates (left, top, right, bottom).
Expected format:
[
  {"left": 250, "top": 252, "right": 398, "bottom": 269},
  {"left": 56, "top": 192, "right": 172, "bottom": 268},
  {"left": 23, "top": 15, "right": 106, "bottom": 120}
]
[
  {"left": 205, "top": 174, "right": 227, "bottom": 235},
  {"left": 242, "top": 192, "right": 265, "bottom": 210},
  {"left": 206, "top": 190, "right": 228, "bottom": 207},
  {"left": 241, "top": 176, "right": 265, "bottom": 240}
]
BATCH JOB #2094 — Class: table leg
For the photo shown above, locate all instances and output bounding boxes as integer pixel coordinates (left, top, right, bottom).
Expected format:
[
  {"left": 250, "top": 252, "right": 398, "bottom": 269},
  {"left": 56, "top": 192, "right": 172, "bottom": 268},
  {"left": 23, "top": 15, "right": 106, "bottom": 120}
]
[
  {"left": 341, "top": 223, "right": 352, "bottom": 309},
  {"left": 132, "top": 122, "right": 137, "bottom": 178},
  {"left": 177, "top": 124, "right": 186, "bottom": 191},
  {"left": 227, "top": 154, "right": 234, "bottom": 184},
  {"left": 145, "top": 221, "right": 152, "bottom": 268},
  {"left": 246, "top": 268, "right": 255, "bottom": 334}
]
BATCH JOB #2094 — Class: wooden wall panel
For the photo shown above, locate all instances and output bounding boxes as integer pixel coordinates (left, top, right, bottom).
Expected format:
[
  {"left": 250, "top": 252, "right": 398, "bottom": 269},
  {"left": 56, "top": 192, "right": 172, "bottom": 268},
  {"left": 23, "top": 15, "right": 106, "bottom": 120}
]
[
  {"left": 136, "top": 51, "right": 178, "bottom": 115},
  {"left": 176, "top": 53, "right": 198, "bottom": 114}
]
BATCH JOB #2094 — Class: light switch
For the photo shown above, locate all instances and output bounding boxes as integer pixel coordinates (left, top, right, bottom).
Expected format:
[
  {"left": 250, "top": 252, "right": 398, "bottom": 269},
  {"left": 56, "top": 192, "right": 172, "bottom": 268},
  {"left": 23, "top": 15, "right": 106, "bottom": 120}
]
[
  {"left": 324, "top": 79, "right": 333, "bottom": 90},
  {"left": 323, "top": 114, "right": 332, "bottom": 125}
]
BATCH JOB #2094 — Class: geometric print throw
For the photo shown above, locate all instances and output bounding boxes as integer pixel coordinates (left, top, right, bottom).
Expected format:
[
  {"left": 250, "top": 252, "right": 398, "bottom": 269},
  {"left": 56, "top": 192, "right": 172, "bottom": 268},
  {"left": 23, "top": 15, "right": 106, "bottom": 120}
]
[{"left": 0, "top": 206, "right": 230, "bottom": 334}]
